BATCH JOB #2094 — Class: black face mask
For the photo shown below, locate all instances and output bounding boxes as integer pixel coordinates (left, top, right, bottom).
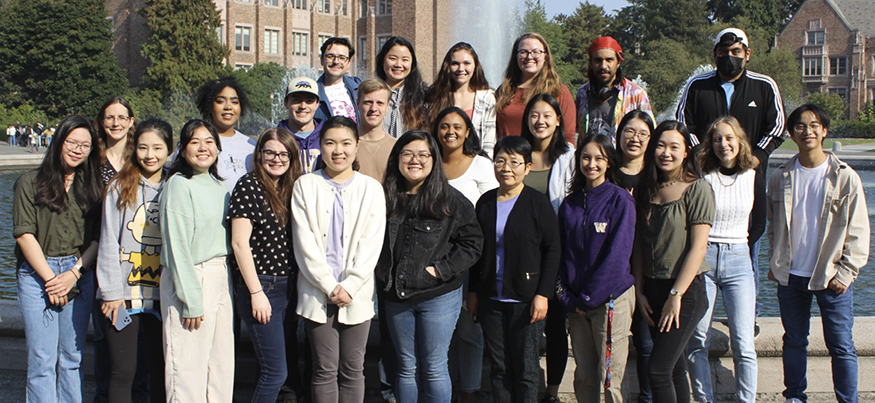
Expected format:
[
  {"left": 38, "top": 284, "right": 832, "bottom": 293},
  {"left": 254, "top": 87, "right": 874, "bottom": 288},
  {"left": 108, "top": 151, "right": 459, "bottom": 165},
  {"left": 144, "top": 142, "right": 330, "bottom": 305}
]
[{"left": 716, "top": 55, "right": 745, "bottom": 78}]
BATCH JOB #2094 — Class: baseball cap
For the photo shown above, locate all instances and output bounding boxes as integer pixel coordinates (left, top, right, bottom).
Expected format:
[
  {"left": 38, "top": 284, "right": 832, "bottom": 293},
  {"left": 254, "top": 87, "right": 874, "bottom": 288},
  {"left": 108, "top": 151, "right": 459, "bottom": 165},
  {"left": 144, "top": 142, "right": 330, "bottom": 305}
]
[
  {"left": 286, "top": 77, "right": 319, "bottom": 99},
  {"left": 589, "top": 36, "right": 624, "bottom": 61},
  {"left": 714, "top": 28, "right": 749, "bottom": 48}
]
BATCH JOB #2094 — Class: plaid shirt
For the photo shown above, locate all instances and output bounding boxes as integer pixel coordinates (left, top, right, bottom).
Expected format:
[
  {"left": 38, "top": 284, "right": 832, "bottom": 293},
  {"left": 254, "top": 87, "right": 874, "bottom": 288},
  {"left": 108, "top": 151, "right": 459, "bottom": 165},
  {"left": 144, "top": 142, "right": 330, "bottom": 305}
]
[{"left": 576, "top": 77, "right": 653, "bottom": 142}]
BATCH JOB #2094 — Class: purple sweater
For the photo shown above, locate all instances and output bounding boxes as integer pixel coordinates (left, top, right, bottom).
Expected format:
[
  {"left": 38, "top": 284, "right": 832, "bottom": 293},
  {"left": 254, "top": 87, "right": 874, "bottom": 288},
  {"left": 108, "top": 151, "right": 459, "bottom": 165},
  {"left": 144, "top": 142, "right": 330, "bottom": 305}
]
[
  {"left": 556, "top": 179, "right": 636, "bottom": 313},
  {"left": 278, "top": 118, "right": 324, "bottom": 174}
]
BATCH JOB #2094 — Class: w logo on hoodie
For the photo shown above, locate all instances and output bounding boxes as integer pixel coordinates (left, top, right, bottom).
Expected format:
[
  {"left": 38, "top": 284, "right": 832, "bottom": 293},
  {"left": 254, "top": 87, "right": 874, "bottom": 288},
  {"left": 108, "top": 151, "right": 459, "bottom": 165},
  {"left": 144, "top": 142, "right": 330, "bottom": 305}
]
[{"left": 594, "top": 222, "right": 608, "bottom": 233}]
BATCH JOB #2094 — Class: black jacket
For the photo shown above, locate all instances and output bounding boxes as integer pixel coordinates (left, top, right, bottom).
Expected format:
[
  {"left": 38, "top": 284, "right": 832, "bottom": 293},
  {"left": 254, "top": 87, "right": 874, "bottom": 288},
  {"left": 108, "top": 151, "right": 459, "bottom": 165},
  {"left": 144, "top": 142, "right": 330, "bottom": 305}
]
[
  {"left": 470, "top": 186, "right": 561, "bottom": 302},
  {"left": 377, "top": 188, "right": 483, "bottom": 303},
  {"left": 676, "top": 69, "right": 786, "bottom": 173}
]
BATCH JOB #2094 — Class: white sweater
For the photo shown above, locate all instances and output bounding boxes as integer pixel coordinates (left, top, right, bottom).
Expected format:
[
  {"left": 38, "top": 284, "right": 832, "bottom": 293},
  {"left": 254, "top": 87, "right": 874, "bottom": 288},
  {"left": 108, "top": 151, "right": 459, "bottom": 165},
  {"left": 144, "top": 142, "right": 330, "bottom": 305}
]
[
  {"left": 704, "top": 169, "right": 755, "bottom": 244},
  {"left": 292, "top": 171, "right": 386, "bottom": 325}
]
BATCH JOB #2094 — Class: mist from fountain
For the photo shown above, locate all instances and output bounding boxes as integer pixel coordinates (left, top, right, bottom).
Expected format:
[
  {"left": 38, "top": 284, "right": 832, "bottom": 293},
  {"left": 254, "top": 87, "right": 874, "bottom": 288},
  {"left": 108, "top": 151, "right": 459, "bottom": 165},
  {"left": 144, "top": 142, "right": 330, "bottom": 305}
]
[{"left": 449, "top": 0, "right": 522, "bottom": 88}]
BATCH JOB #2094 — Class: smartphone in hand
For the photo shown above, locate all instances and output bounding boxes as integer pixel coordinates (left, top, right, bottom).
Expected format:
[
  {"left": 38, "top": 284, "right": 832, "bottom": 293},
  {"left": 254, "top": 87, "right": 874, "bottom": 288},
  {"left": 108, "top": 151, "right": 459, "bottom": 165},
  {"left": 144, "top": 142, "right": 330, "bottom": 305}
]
[{"left": 113, "top": 308, "right": 133, "bottom": 331}]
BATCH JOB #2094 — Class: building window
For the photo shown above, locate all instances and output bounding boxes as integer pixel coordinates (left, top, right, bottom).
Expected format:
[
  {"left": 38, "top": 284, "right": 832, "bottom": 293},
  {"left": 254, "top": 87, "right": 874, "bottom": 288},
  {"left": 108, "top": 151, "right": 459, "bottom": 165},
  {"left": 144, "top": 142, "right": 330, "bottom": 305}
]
[
  {"left": 292, "top": 32, "right": 309, "bottom": 56},
  {"left": 291, "top": 0, "right": 307, "bottom": 9},
  {"left": 317, "top": 0, "right": 330, "bottom": 13},
  {"left": 264, "top": 0, "right": 278, "bottom": 5},
  {"left": 359, "top": 36, "right": 367, "bottom": 61},
  {"left": 828, "top": 88, "right": 847, "bottom": 99},
  {"left": 318, "top": 35, "right": 331, "bottom": 52},
  {"left": 379, "top": 0, "right": 391, "bottom": 15},
  {"left": 803, "top": 58, "right": 822, "bottom": 76},
  {"left": 342, "top": 0, "right": 348, "bottom": 15},
  {"left": 829, "top": 57, "right": 847, "bottom": 75},
  {"left": 377, "top": 35, "right": 390, "bottom": 52},
  {"left": 807, "top": 31, "right": 824, "bottom": 45},
  {"left": 216, "top": 26, "right": 223, "bottom": 45},
  {"left": 235, "top": 64, "right": 252, "bottom": 69},
  {"left": 361, "top": 0, "right": 368, "bottom": 16},
  {"left": 265, "top": 29, "right": 280, "bottom": 54},
  {"left": 235, "top": 26, "right": 251, "bottom": 52}
]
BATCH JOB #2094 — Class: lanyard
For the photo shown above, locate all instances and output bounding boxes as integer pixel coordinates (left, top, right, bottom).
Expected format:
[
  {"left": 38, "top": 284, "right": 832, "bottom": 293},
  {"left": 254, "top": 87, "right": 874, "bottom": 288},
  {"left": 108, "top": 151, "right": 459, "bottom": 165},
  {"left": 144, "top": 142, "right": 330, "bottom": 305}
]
[{"left": 604, "top": 295, "right": 614, "bottom": 388}]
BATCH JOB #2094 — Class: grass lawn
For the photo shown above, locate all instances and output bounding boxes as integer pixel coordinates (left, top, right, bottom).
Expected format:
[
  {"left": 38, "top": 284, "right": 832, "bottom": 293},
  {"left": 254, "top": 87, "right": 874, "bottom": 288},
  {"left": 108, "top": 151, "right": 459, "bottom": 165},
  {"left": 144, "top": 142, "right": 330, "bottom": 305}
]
[{"left": 778, "top": 138, "right": 875, "bottom": 151}]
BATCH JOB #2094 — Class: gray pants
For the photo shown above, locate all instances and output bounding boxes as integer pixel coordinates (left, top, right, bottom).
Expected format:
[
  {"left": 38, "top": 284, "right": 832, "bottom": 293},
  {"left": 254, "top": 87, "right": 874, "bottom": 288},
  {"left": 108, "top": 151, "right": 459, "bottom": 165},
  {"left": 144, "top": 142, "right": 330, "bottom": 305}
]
[{"left": 304, "top": 305, "right": 371, "bottom": 403}]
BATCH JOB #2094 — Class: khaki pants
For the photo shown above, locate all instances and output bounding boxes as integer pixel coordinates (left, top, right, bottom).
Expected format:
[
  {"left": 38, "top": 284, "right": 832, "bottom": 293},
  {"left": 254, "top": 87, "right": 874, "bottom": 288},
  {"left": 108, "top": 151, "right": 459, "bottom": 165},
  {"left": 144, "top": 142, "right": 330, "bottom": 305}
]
[
  {"left": 568, "top": 286, "right": 635, "bottom": 403},
  {"left": 161, "top": 256, "right": 234, "bottom": 403}
]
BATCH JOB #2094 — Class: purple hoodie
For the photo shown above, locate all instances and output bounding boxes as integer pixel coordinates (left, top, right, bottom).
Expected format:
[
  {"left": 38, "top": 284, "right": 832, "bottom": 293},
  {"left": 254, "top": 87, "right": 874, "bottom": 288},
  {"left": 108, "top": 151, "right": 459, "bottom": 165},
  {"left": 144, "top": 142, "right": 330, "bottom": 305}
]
[
  {"left": 556, "top": 179, "right": 636, "bottom": 313},
  {"left": 278, "top": 118, "right": 324, "bottom": 174}
]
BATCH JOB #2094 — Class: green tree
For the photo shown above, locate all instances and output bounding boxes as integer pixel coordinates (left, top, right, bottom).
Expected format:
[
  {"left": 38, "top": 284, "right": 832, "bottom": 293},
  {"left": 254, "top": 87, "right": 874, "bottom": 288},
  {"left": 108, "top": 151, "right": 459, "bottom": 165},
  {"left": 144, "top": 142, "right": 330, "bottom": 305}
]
[
  {"left": 709, "top": 0, "right": 801, "bottom": 37},
  {"left": 231, "top": 63, "right": 291, "bottom": 121},
  {"left": 0, "top": 0, "right": 128, "bottom": 119},
  {"left": 806, "top": 92, "right": 847, "bottom": 120},
  {"left": 139, "top": 0, "right": 228, "bottom": 98},
  {"left": 859, "top": 101, "right": 875, "bottom": 123},
  {"left": 558, "top": 1, "right": 614, "bottom": 88},
  {"left": 630, "top": 37, "right": 708, "bottom": 114}
]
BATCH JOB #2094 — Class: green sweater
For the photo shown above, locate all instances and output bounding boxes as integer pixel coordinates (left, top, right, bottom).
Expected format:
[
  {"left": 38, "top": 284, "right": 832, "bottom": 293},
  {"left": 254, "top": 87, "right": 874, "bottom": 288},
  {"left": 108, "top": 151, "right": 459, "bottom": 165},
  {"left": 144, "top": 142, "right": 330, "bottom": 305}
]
[{"left": 159, "top": 172, "right": 230, "bottom": 317}]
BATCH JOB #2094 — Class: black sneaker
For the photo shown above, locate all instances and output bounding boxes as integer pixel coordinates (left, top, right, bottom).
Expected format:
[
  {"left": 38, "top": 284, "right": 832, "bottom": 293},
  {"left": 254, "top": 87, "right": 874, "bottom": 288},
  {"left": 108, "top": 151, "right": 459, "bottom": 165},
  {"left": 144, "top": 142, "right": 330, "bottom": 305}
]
[{"left": 540, "top": 394, "right": 561, "bottom": 403}]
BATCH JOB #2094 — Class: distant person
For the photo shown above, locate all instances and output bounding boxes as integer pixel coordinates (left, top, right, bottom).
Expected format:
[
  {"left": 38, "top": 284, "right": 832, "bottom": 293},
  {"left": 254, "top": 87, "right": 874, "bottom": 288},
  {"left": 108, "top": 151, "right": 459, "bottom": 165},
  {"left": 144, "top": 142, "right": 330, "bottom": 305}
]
[
  {"left": 355, "top": 78, "right": 395, "bottom": 183},
  {"left": 279, "top": 77, "right": 325, "bottom": 174},
  {"left": 29, "top": 125, "right": 39, "bottom": 153},
  {"left": 195, "top": 76, "right": 257, "bottom": 191},
  {"left": 576, "top": 36, "right": 653, "bottom": 140},
  {"left": 767, "top": 104, "right": 869, "bottom": 403},
  {"left": 426, "top": 42, "right": 497, "bottom": 156},
  {"left": 375, "top": 36, "right": 428, "bottom": 137},
  {"left": 14, "top": 115, "right": 103, "bottom": 403},
  {"left": 677, "top": 28, "right": 785, "bottom": 322},
  {"left": 496, "top": 32, "right": 576, "bottom": 144},
  {"left": 7, "top": 124, "right": 15, "bottom": 146},
  {"left": 316, "top": 37, "right": 361, "bottom": 123}
]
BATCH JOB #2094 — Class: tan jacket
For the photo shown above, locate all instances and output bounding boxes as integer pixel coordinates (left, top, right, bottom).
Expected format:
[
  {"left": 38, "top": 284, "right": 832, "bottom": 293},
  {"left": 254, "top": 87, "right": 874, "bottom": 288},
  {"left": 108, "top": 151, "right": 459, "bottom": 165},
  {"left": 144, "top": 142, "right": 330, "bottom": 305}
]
[{"left": 767, "top": 152, "right": 869, "bottom": 290}]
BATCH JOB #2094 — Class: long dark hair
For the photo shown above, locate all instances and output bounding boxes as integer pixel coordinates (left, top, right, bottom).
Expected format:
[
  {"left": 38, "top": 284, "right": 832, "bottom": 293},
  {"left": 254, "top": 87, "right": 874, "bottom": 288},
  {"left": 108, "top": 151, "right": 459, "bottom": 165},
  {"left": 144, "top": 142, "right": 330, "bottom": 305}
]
[
  {"left": 635, "top": 120, "right": 701, "bottom": 217},
  {"left": 252, "top": 127, "right": 301, "bottom": 226},
  {"left": 168, "top": 119, "right": 223, "bottom": 180},
  {"left": 520, "top": 93, "right": 569, "bottom": 167},
  {"left": 95, "top": 96, "right": 137, "bottom": 162},
  {"left": 384, "top": 130, "right": 452, "bottom": 220},
  {"left": 424, "top": 42, "right": 490, "bottom": 126},
  {"left": 431, "top": 107, "right": 486, "bottom": 158},
  {"left": 34, "top": 115, "right": 103, "bottom": 214},
  {"left": 110, "top": 119, "right": 174, "bottom": 211},
  {"left": 376, "top": 36, "right": 426, "bottom": 130},
  {"left": 569, "top": 134, "right": 620, "bottom": 194},
  {"left": 195, "top": 76, "right": 250, "bottom": 121}
]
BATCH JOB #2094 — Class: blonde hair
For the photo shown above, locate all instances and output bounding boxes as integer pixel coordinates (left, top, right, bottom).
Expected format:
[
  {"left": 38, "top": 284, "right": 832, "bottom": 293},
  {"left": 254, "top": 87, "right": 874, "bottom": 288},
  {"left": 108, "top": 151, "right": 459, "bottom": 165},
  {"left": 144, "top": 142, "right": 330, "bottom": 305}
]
[
  {"left": 495, "top": 32, "right": 563, "bottom": 112},
  {"left": 697, "top": 116, "right": 756, "bottom": 173}
]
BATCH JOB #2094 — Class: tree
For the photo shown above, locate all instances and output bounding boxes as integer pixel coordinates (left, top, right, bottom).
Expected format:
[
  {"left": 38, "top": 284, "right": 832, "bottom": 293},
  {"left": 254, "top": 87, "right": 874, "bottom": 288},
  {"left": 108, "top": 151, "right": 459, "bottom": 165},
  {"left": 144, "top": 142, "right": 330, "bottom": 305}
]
[
  {"left": 806, "top": 92, "right": 847, "bottom": 120},
  {"left": 139, "top": 0, "right": 228, "bottom": 98},
  {"left": 557, "top": 1, "right": 614, "bottom": 88},
  {"left": 629, "top": 37, "right": 708, "bottom": 114},
  {"left": 0, "top": 0, "right": 128, "bottom": 119},
  {"left": 231, "top": 63, "right": 292, "bottom": 122},
  {"left": 709, "top": 0, "right": 801, "bottom": 37}
]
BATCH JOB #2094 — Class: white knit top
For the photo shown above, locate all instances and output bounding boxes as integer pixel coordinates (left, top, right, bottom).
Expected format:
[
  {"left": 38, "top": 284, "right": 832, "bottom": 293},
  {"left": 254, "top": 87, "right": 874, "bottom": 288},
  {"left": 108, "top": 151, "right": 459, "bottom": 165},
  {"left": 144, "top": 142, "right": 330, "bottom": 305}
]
[{"left": 703, "top": 169, "right": 755, "bottom": 244}]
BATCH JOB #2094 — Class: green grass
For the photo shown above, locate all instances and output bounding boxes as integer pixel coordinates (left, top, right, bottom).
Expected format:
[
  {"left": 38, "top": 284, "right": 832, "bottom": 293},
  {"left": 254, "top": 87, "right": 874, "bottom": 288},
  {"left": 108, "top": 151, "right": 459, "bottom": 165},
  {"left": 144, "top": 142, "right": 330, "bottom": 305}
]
[{"left": 778, "top": 138, "right": 875, "bottom": 151}]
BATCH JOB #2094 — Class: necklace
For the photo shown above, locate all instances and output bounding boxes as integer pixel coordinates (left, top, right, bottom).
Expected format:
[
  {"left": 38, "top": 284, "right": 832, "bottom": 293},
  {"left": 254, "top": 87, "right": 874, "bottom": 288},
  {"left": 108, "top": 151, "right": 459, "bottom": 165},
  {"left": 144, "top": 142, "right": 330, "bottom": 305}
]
[
  {"left": 658, "top": 180, "right": 676, "bottom": 189},
  {"left": 716, "top": 171, "right": 738, "bottom": 187}
]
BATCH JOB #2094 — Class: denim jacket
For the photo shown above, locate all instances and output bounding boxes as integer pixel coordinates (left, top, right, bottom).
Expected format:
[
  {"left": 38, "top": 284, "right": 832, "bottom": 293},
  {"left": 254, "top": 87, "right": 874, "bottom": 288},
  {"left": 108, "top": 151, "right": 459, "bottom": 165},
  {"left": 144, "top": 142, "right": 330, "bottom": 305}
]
[{"left": 377, "top": 188, "right": 483, "bottom": 302}]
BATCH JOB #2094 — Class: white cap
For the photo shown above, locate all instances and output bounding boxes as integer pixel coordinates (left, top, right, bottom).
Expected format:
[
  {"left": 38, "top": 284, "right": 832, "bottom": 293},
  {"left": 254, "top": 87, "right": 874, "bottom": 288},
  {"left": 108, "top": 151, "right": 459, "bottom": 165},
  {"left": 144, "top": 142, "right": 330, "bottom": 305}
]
[{"left": 714, "top": 28, "right": 749, "bottom": 48}]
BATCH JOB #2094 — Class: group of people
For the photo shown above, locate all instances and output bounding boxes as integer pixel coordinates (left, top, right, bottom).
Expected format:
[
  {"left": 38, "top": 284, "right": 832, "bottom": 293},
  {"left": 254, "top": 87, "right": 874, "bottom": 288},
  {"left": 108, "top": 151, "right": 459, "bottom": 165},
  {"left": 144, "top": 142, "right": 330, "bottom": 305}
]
[
  {"left": 6, "top": 121, "right": 53, "bottom": 151},
  {"left": 12, "top": 28, "right": 868, "bottom": 403}
]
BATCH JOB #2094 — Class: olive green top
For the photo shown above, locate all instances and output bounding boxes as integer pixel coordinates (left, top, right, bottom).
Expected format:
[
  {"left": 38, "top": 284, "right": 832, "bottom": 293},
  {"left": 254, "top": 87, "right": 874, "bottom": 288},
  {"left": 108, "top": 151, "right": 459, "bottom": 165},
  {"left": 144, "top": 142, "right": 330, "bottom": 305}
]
[
  {"left": 639, "top": 179, "right": 715, "bottom": 279},
  {"left": 523, "top": 168, "right": 551, "bottom": 195},
  {"left": 13, "top": 170, "right": 100, "bottom": 270}
]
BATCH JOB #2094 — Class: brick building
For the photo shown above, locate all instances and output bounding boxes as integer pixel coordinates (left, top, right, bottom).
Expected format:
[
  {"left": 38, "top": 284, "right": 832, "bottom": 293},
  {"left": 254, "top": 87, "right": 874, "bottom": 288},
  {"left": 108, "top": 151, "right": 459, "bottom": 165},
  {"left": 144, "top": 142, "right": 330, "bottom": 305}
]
[
  {"left": 775, "top": 0, "right": 875, "bottom": 119},
  {"left": 106, "top": 0, "right": 454, "bottom": 86}
]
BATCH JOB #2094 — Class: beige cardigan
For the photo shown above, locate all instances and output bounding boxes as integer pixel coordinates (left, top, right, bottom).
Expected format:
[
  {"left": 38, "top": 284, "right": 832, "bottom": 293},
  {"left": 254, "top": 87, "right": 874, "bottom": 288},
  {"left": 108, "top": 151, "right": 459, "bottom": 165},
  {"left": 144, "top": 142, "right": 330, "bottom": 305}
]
[
  {"left": 292, "top": 171, "right": 386, "bottom": 324},
  {"left": 767, "top": 152, "right": 869, "bottom": 290}
]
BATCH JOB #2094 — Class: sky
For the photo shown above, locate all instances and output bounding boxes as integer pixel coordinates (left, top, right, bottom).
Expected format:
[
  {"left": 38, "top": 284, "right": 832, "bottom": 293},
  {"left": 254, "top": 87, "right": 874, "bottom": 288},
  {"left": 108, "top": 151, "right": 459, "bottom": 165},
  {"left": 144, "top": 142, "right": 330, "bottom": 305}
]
[{"left": 516, "top": 0, "right": 632, "bottom": 17}]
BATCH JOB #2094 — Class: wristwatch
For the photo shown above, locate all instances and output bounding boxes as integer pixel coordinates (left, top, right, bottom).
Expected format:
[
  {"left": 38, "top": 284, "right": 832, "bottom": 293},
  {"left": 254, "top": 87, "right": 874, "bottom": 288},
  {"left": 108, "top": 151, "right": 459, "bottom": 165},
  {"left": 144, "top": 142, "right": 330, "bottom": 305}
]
[{"left": 669, "top": 288, "right": 682, "bottom": 297}]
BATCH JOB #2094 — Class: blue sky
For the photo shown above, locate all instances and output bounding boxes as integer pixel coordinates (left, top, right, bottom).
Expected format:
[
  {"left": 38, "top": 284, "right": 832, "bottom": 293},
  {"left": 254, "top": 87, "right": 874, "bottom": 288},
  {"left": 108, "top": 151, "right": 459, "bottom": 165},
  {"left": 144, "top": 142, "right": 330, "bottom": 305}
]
[{"left": 516, "top": 0, "right": 631, "bottom": 16}]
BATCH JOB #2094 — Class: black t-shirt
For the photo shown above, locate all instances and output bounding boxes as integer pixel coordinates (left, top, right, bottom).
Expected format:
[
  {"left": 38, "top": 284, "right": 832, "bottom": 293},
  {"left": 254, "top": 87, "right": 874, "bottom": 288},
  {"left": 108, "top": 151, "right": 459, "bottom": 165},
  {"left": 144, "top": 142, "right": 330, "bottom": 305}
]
[
  {"left": 615, "top": 169, "right": 642, "bottom": 194},
  {"left": 227, "top": 172, "right": 294, "bottom": 277},
  {"left": 586, "top": 88, "right": 620, "bottom": 137}
]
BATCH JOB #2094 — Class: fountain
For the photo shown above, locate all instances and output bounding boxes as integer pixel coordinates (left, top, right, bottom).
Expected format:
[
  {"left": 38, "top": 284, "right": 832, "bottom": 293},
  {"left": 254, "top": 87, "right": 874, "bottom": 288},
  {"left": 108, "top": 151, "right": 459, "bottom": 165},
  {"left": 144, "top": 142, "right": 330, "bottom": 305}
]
[{"left": 448, "top": 0, "right": 522, "bottom": 88}]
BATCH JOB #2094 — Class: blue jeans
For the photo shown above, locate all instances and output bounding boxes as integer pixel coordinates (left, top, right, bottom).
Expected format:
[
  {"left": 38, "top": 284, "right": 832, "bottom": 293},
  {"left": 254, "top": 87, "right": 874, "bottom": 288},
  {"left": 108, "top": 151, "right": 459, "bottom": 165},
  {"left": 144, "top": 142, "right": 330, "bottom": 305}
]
[
  {"left": 235, "top": 274, "right": 291, "bottom": 403},
  {"left": 18, "top": 256, "right": 95, "bottom": 403},
  {"left": 384, "top": 287, "right": 462, "bottom": 403},
  {"left": 749, "top": 238, "right": 762, "bottom": 318},
  {"left": 686, "top": 243, "right": 757, "bottom": 403},
  {"left": 778, "top": 274, "right": 857, "bottom": 403}
]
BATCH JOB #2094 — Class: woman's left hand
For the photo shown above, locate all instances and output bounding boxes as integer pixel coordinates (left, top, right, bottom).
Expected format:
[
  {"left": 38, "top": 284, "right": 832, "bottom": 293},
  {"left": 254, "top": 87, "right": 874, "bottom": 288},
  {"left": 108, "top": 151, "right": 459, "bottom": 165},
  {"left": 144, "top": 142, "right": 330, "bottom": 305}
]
[
  {"left": 658, "top": 295, "right": 682, "bottom": 332},
  {"left": 530, "top": 295, "right": 549, "bottom": 323},
  {"left": 45, "top": 270, "right": 78, "bottom": 299},
  {"left": 330, "top": 285, "right": 352, "bottom": 307}
]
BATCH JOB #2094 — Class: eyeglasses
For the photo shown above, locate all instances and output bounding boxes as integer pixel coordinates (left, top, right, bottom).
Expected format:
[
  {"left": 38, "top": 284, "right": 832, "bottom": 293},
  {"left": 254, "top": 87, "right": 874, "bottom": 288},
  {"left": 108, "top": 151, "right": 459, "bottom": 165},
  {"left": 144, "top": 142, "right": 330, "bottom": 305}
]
[
  {"left": 793, "top": 122, "right": 823, "bottom": 133},
  {"left": 621, "top": 128, "right": 651, "bottom": 139},
  {"left": 64, "top": 139, "right": 93, "bottom": 152},
  {"left": 399, "top": 151, "right": 432, "bottom": 164},
  {"left": 262, "top": 150, "right": 291, "bottom": 162},
  {"left": 517, "top": 49, "right": 546, "bottom": 60},
  {"left": 103, "top": 115, "right": 130, "bottom": 123},
  {"left": 323, "top": 54, "right": 350, "bottom": 63},
  {"left": 493, "top": 159, "right": 526, "bottom": 169}
]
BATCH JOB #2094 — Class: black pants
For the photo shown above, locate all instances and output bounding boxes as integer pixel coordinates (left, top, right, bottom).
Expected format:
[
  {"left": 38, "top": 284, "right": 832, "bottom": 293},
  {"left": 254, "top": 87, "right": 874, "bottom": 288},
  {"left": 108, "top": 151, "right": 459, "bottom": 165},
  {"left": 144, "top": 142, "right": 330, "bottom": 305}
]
[
  {"left": 105, "top": 312, "right": 164, "bottom": 403},
  {"left": 479, "top": 298, "right": 545, "bottom": 403},
  {"left": 544, "top": 296, "right": 568, "bottom": 387},
  {"left": 644, "top": 275, "right": 707, "bottom": 403}
]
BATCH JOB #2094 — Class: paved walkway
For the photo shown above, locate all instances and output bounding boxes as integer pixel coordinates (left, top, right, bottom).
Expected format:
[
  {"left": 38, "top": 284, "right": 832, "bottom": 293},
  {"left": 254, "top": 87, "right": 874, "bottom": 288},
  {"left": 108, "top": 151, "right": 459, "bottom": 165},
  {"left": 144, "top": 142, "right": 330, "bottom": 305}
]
[{"left": 0, "top": 144, "right": 45, "bottom": 170}]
